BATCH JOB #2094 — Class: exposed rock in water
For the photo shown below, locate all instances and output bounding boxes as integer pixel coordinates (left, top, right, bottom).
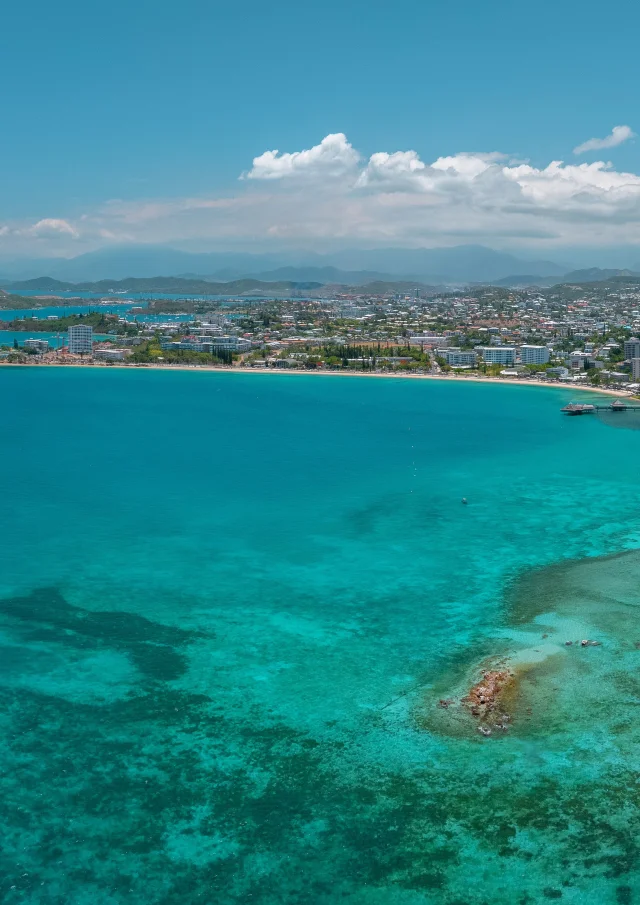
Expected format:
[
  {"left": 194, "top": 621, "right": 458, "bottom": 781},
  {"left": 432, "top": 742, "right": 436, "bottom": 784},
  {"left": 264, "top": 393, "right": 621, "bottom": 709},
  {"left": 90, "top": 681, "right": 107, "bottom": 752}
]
[{"left": 462, "top": 669, "right": 516, "bottom": 729}]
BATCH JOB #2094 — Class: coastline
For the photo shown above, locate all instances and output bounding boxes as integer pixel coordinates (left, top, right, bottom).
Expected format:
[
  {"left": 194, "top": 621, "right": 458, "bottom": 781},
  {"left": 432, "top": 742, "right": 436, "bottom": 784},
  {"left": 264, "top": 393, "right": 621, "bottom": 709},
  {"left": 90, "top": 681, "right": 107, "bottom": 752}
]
[{"left": 0, "top": 360, "right": 631, "bottom": 397}]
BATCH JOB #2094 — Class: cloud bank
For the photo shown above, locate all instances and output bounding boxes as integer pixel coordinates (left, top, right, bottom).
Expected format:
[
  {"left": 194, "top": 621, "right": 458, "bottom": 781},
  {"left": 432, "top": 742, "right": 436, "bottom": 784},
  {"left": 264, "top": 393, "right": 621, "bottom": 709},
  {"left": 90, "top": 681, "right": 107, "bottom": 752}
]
[{"left": 3, "top": 129, "right": 640, "bottom": 255}]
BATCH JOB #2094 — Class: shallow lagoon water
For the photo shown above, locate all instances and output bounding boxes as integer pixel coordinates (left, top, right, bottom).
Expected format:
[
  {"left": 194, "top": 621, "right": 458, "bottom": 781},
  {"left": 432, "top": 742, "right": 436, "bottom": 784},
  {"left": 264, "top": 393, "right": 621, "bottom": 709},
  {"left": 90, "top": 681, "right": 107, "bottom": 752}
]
[
  {"left": 0, "top": 369, "right": 639, "bottom": 904},
  {"left": 0, "top": 306, "right": 195, "bottom": 324}
]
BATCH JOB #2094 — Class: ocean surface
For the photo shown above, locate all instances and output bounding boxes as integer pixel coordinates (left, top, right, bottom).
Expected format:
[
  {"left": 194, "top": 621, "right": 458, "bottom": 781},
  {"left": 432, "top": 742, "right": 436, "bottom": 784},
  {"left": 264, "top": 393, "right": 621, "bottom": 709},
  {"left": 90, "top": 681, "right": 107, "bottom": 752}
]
[{"left": 1, "top": 369, "right": 639, "bottom": 905}]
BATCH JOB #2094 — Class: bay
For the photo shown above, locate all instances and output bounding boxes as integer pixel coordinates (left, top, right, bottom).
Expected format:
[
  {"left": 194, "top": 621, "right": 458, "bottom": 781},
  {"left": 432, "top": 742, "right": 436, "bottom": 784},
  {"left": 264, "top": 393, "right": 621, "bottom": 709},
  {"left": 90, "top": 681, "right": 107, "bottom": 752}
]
[
  {"left": 0, "top": 305, "right": 195, "bottom": 324},
  {"left": 0, "top": 369, "right": 639, "bottom": 904}
]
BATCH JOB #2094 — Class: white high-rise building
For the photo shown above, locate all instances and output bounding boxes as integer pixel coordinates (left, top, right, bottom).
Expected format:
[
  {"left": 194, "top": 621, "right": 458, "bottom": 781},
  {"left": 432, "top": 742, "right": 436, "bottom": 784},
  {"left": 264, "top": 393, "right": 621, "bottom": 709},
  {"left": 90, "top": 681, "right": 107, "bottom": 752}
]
[
  {"left": 520, "top": 345, "right": 550, "bottom": 365},
  {"left": 624, "top": 337, "right": 640, "bottom": 360},
  {"left": 68, "top": 325, "right": 93, "bottom": 355},
  {"left": 479, "top": 347, "right": 516, "bottom": 366},
  {"left": 632, "top": 358, "right": 640, "bottom": 381},
  {"left": 439, "top": 349, "right": 477, "bottom": 366}
]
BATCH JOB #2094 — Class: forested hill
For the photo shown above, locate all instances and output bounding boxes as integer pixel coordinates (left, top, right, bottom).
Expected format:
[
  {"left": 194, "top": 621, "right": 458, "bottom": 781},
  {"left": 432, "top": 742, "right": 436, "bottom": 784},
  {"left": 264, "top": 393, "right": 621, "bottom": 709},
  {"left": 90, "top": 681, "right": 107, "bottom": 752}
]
[{"left": 2, "top": 276, "right": 325, "bottom": 295}]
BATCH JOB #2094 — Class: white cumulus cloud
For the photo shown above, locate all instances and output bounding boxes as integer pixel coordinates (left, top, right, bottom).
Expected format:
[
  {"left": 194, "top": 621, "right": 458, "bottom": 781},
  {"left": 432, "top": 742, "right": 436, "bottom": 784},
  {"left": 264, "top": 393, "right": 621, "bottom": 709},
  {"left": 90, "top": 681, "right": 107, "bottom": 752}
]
[
  {"left": 243, "top": 132, "right": 360, "bottom": 181},
  {"left": 27, "top": 218, "right": 79, "bottom": 238},
  {"left": 503, "top": 159, "right": 640, "bottom": 209},
  {"left": 356, "top": 151, "right": 502, "bottom": 193},
  {"left": 7, "top": 130, "right": 640, "bottom": 256},
  {"left": 573, "top": 125, "right": 635, "bottom": 155}
]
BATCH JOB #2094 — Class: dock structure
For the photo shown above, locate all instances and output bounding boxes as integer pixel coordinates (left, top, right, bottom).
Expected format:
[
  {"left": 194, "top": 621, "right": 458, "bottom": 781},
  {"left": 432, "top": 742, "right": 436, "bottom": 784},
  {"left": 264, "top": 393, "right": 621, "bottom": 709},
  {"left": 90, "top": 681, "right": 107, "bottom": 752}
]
[{"left": 562, "top": 401, "right": 640, "bottom": 415}]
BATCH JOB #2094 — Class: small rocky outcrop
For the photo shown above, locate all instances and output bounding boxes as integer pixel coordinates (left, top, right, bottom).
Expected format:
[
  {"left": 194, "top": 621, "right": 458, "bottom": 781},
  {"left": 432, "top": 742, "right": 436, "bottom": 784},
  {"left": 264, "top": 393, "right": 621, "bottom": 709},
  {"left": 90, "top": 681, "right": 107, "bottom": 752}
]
[{"left": 461, "top": 669, "right": 516, "bottom": 732}]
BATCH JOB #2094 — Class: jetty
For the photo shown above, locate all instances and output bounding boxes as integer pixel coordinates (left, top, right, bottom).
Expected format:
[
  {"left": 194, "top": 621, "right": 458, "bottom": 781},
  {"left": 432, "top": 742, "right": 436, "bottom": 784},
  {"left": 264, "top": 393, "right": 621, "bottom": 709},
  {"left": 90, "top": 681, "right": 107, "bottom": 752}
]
[{"left": 562, "top": 400, "right": 640, "bottom": 415}]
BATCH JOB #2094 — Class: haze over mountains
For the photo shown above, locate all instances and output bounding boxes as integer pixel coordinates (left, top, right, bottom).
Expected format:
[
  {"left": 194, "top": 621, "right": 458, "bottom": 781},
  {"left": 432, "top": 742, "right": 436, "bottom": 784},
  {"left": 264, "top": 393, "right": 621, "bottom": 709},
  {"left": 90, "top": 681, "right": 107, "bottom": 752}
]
[
  {"left": 490, "top": 268, "right": 640, "bottom": 288},
  {"left": 2, "top": 245, "right": 640, "bottom": 291},
  {"left": 0, "top": 244, "right": 570, "bottom": 285}
]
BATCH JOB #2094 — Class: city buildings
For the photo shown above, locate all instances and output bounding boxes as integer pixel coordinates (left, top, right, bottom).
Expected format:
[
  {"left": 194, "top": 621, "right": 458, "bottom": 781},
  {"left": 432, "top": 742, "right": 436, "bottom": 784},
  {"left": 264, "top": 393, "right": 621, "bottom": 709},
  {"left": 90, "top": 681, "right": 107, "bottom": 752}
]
[
  {"left": 520, "top": 345, "right": 550, "bottom": 365},
  {"left": 624, "top": 337, "right": 640, "bottom": 359},
  {"left": 67, "top": 325, "right": 93, "bottom": 354},
  {"left": 7, "top": 273, "right": 640, "bottom": 389},
  {"left": 408, "top": 335, "right": 449, "bottom": 348},
  {"left": 160, "top": 336, "right": 252, "bottom": 353},
  {"left": 569, "top": 351, "right": 590, "bottom": 370},
  {"left": 439, "top": 349, "right": 478, "bottom": 367},
  {"left": 93, "top": 349, "right": 128, "bottom": 361},
  {"left": 478, "top": 347, "right": 516, "bottom": 366},
  {"left": 23, "top": 339, "right": 50, "bottom": 354}
]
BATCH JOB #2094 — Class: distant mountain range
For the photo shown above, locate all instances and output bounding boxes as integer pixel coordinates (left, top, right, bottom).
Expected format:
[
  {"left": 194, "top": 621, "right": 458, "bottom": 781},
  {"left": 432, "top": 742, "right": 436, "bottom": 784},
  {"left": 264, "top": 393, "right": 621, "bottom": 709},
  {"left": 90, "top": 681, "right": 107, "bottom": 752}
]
[
  {"left": 489, "top": 268, "right": 640, "bottom": 288},
  {"left": 179, "top": 266, "right": 410, "bottom": 285},
  {"left": 1, "top": 276, "right": 327, "bottom": 296},
  {"left": 3, "top": 247, "right": 640, "bottom": 295},
  {"left": 0, "top": 243, "right": 570, "bottom": 285},
  {"left": 4, "top": 266, "right": 640, "bottom": 300},
  {"left": 560, "top": 267, "right": 640, "bottom": 283}
]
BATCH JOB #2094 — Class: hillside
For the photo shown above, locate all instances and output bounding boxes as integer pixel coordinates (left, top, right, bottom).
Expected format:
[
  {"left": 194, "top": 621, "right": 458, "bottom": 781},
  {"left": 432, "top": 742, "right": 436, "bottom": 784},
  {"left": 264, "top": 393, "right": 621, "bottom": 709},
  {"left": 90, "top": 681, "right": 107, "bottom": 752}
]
[
  {"left": 5, "top": 277, "right": 325, "bottom": 296},
  {"left": 560, "top": 268, "right": 640, "bottom": 283},
  {"left": 479, "top": 268, "right": 640, "bottom": 289},
  {"left": 0, "top": 290, "right": 43, "bottom": 309},
  {"left": 3, "top": 275, "right": 441, "bottom": 299}
]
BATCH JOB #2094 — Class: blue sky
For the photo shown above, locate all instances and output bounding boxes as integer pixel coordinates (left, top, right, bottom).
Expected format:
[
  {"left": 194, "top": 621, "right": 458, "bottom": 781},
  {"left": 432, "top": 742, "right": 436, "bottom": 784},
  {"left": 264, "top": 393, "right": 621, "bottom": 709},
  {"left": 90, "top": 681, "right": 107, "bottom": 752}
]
[{"left": 2, "top": 0, "right": 640, "bottom": 259}]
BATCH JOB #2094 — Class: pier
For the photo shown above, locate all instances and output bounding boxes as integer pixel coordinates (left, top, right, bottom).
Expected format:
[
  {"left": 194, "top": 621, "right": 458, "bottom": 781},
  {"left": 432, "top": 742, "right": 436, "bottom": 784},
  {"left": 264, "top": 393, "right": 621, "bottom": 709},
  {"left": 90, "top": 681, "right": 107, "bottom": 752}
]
[{"left": 562, "top": 401, "right": 640, "bottom": 415}]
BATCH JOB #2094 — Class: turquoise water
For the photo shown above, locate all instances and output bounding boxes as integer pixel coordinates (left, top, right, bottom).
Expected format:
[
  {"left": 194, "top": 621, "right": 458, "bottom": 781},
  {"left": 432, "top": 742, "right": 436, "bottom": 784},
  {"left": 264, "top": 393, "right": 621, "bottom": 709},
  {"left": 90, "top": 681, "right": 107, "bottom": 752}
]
[
  {"left": 0, "top": 331, "right": 66, "bottom": 349},
  {"left": 2, "top": 292, "right": 224, "bottom": 301},
  {"left": 0, "top": 306, "right": 195, "bottom": 324},
  {"left": 0, "top": 305, "right": 140, "bottom": 320},
  {"left": 1, "top": 369, "right": 639, "bottom": 904},
  {"left": 0, "top": 332, "right": 116, "bottom": 349},
  {"left": 5, "top": 291, "right": 295, "bottom": 301}
]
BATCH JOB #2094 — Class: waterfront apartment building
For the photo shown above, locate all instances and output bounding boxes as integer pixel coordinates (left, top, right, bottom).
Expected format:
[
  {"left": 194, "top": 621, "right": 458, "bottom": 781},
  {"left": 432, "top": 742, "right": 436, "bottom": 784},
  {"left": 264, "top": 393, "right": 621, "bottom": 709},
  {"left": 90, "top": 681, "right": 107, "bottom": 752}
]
[
  {"left": 439, "top": 349, "right": 478, "bottom": 367},
  {"left": 632, "top": 358, "right": 640, "bottom": 381},
  {"left": 93, "top": 349, "right": 127, "bottom": 361},
  {"left": 519, "top": 345, "right": 550, "bottom": 365},
  {"left": 208, "top": 336, "right": 252, "bottom": 352},
  {"left": 160, "top": 336, "right": 252, "bottom": 354},
  {"left": 478, "top": 347, "right": 516, "bottom": 366},
  {"left": 23, "top": 338, "right": 50, "bottom": 354},
  {"left": 569, "top": 351, "right": 589, "bottom": 370},
  {"left": 624, "top": 337, "right": 640, "bottom": 360},
  {"left": 67, "top": 324, "right": 93, "bottom": 355}
]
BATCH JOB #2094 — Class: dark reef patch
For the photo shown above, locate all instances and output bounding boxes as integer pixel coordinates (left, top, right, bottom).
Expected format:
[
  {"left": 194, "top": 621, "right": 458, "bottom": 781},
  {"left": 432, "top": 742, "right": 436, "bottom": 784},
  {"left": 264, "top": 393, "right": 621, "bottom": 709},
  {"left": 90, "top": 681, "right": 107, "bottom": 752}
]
[
  {"left": 1, "top": 585, "right": 640, "bottom": 903},
  {"left": 0, "top": 586, "right": 202, "bottom": 680}
]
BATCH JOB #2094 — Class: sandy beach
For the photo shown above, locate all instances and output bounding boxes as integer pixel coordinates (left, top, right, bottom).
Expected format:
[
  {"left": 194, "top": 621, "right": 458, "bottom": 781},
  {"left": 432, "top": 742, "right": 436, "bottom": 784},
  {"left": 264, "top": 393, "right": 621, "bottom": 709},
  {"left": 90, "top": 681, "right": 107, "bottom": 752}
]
[{"left": 0, "top": 359, "right": 633, "bottom": 398}]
